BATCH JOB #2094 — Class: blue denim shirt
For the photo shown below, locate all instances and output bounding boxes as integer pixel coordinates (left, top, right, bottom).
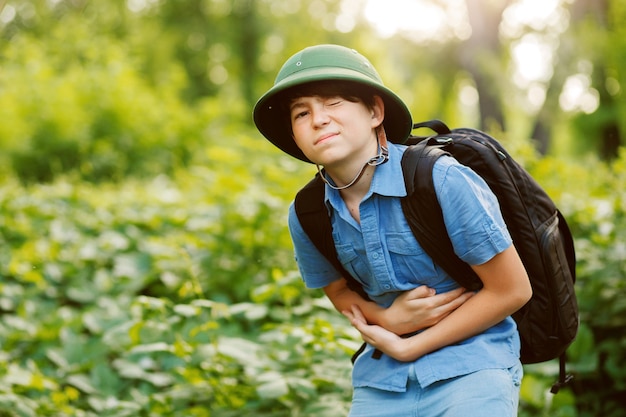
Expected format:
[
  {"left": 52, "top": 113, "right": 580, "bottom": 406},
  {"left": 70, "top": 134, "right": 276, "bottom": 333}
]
[{"left": 288, "top": 143, "right": 520, "bottom": 392}]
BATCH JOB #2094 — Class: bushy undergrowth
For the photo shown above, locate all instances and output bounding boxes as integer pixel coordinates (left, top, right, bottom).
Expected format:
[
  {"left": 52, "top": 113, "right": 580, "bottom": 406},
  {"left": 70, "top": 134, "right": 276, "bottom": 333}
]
[
  {"left": 0, "top": 27, "right": 218, "bottom": 183},
  {"left": 0, "top": 136, "right": 359, "bottom": 416},
  {"left": 1, "top": 132, "right": 625, "bottom": 416}
]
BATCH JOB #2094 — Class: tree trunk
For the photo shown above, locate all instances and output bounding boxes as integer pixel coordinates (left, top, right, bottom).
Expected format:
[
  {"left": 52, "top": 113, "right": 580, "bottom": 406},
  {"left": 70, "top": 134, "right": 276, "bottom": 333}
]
[
  {"left": 572, "top": 0, "right": 621, "bottom": 159},
  {"left": 460, "top": 0, "right": 512, "bottom": 131},
  {"left": 235, "top": 0, "right": 259, "bottom": 106}
]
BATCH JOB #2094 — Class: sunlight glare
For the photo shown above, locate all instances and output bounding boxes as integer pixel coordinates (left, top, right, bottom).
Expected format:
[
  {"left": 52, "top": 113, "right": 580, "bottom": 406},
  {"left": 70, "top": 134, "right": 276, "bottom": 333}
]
[
  {"left": 527, "top": 83, "right": 547, "bottom": 111},
  {"left": 126, "top": 0, "right": 159, "bottom": 13},
  {"left": 363, "top": 0, "right": 469, "bottom": 42},
  {"left": 501, "top": 0, "right": 568, "bottom": 38},
  {"left": 559, "top": 73, "right": 600, "bottom": 114},
  {"left": 0, "top": 4, "right": 16, "bottom": 24},
  {"left": 459, "top": 84, "right": 479, "bottom": 107},
  {"left": 337, "top": 0, "right": 360, "bottom": 33},
  {"left": 511, "top": 34, "right": 554, "bottom": 86}
]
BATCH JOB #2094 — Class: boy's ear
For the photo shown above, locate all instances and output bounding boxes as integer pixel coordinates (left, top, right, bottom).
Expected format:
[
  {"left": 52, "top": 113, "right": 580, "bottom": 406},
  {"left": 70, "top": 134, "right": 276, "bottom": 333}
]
[{"left": 371, "top": 95, "right": 385, "bottom": 127}]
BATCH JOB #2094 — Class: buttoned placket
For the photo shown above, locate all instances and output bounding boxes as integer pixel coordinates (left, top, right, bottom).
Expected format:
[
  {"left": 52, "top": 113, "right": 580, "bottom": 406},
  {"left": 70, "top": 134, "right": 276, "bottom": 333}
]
[{"left": 359, "top": 196, "right": 395, "bottom": 293}]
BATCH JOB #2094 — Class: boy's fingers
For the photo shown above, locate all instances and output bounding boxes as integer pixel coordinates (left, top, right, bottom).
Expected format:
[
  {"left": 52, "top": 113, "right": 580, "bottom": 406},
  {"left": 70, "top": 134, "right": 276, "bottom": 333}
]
[
  {"left": 350, "top": 304, "right": 367, "bottom": 322},
  {"left": 431, "top": 287, "right": 473, "bottom": 308},
  {"left": 443, "top": 289, "right": 474, "bottom": 307},
  {"left": 403, "top": 285, "right": 436, "bottom": 300},
  {"left": 342, "top": 305, "right": 366, "bottom": 324}
]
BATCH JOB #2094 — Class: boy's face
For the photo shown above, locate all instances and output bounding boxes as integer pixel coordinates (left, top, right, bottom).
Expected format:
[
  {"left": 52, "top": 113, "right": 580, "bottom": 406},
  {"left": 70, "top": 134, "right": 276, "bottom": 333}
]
[{"left": 289, "top": 94, "right": 384, "bottom": 168}]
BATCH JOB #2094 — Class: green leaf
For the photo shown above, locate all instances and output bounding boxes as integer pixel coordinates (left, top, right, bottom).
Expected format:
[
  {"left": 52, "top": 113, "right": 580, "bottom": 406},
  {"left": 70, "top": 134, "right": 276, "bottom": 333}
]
[
  {"left": 0, "top": 393, "right": 38, "bottom": 417},
  {"left": 519, "top": 373, "right": 548, "bottom": 409},
  {"left": 216, "top": 337, "right": 262, "bottom": 364},
  {"left": 66, "top": 374, "right": 98, "bottom": 394},
  {"left": 128, "top": 342, "right": 172, "bottom": 354},
  {"left": 229, "top": 302, "right": 269, "bottom": 320},
  {"left": 256, "top": 376, "right": 289, "bottom": 399}
]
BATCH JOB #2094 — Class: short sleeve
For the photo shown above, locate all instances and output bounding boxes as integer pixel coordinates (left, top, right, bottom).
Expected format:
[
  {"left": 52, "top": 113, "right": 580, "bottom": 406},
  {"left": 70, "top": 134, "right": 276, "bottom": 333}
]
[
  {"left": 432, "top": 156, "right": 512, "bottom": 266},
  {"left": 287, "top": 202, "right": 343, "bottom": 288}
]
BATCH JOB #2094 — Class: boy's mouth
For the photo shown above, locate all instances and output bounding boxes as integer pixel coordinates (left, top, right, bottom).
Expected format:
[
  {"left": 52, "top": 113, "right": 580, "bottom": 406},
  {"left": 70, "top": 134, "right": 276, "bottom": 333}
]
[{"left": 315, "top": 132, "right": 338, "bottom": 145}]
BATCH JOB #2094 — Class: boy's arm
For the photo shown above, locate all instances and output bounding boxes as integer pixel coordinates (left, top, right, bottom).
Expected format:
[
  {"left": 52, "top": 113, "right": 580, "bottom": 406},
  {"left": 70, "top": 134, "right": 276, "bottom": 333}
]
[
  {"left": 324, "top": 278, "right": 473, "bottom": 336},
  {"left": 344, "top": 245, "right": 532, "bottom": 362}
]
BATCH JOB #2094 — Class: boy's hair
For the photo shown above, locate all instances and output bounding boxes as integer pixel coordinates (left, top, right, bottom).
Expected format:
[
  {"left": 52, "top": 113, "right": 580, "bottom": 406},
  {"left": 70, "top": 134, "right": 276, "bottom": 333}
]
[
  {"left": 276, "top": 80, "right": 378, "bottom": 126},
  {"left": 279, "top": 80, "right": 377, "bottom": 110}
]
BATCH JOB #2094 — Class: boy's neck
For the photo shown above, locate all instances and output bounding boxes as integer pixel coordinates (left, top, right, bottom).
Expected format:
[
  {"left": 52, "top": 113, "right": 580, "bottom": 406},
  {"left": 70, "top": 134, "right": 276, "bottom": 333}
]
[
  {"left": 335, "top": 165, "right": 375, "bottom": 224},
  {"left": 336, "top": 164, "right": 375, "bottom": 199}
]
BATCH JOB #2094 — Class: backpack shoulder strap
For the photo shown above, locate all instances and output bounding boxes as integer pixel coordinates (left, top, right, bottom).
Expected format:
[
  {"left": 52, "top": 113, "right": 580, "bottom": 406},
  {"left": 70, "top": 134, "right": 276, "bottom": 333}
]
[
  {"left": 294, "top": 175, "right": 370, "bottom": 300},
  {"left": 400, "top": 139, "right": 483, "bottom": 290}
]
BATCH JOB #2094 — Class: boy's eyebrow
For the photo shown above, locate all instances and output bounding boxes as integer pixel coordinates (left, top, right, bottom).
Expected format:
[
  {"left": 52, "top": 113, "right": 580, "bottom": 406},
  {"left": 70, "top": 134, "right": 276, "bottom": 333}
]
[{"left": 289, "top": 99, "right": 307, "bottom": 111}]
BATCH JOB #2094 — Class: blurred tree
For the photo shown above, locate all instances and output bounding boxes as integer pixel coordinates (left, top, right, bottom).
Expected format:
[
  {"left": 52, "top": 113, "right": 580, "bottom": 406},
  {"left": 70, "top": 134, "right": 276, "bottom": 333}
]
[
  {"left": 528, "top": 29, "right": 574, "bottom": 155},
  {"left": 461, "top": 0, "right": 512, "bottom": 131},
  {"left": 1, "top": 0, "right": 623, "bottom": 163},
  {"left": 156, "top": 0, "right": 224, "bottom": 101},
  {"left": 235, "top": 0, "right": 260, "bottom": 105},
  {"left": 566, "top": 0, "right": 623, "bottom": 160},
  {"left": 499, "top": 0, "right": 624, "bottom": 158}
]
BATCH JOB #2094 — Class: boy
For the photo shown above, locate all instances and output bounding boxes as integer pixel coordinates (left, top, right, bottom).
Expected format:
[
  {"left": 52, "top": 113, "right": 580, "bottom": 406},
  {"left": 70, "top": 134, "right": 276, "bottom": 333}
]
[{"left": 254, "top": 44, "right": 531, "bottom": 416}]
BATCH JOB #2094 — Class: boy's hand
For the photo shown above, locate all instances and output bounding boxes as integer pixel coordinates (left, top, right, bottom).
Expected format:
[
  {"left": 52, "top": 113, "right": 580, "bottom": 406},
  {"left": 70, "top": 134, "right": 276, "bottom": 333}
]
[
  {"left": 343, "top": 304, "right": 411, "bottom": 361},
  {"left": 382, "top": 286, "right": 474, "bottom": 335}
]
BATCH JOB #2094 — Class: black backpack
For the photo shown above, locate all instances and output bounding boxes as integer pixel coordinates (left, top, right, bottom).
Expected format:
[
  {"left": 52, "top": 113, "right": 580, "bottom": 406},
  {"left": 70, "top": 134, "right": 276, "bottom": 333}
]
[{"left": 294, "top": 120, "right": 578, "bottom": 393}]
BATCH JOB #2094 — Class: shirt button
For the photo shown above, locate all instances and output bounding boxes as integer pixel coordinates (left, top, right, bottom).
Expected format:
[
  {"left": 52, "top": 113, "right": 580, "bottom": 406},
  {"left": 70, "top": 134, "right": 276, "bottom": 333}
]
[
  {"left": 384, "top": 284, "right": 391, "bottom": 290},
  {"left": 373, "top": 252, "right": 380, "bottom": 259}
]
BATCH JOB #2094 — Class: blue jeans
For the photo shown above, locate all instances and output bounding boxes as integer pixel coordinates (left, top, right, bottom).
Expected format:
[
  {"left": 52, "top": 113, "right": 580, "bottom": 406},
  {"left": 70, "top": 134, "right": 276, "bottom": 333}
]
[{"left": 348, "top": 362, "right": 523, "bottom": 417}]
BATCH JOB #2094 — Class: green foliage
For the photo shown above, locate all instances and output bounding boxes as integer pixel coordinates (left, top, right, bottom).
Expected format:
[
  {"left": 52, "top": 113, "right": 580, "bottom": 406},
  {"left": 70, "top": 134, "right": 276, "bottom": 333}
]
[
  {"left": 0, "top": 23, "right": 204, "bottom": 183},
  {"left": 0, "top": 137, "right": 356, "bottom": 416},
  {"left": 1, "top": 133, "right": 625, "bottom": 415}
]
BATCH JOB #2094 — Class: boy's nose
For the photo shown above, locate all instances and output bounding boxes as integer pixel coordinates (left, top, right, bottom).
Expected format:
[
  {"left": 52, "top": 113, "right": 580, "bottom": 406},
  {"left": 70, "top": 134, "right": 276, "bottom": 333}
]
[{"left": 311, "top": 105, "right": 331, "bottom": 127}]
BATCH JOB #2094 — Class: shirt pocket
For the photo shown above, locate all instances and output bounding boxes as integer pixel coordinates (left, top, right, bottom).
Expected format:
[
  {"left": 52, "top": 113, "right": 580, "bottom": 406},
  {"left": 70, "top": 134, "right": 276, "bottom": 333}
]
[
  {"left": 386, "top": 232, "right": 440, "bottom": 284},
  {"left": 334, "top": 243, "right": 372, "bottom": 291}
]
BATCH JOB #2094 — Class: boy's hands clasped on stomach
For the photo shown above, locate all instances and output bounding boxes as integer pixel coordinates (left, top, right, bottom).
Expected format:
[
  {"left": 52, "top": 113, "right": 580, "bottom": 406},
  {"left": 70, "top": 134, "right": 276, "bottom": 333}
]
[{"left": 381, "top": 286, "right": 474, "bottom": 335}]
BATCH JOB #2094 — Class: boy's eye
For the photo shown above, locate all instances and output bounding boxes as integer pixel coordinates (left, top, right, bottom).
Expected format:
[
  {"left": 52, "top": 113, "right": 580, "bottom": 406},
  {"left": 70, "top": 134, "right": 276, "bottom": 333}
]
[
  {"left": 326, "top": 99, "right": 343, "bottom": 107},
  {"left": 293, "top": 110, "right": 309, "bottom": 120}
]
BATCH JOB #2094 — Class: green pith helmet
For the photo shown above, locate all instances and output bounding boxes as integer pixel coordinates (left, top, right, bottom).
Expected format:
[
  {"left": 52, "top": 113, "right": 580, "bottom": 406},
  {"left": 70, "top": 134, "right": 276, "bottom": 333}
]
[{"left": 253, "top": 44, "right": 413, "bottom": 163}]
